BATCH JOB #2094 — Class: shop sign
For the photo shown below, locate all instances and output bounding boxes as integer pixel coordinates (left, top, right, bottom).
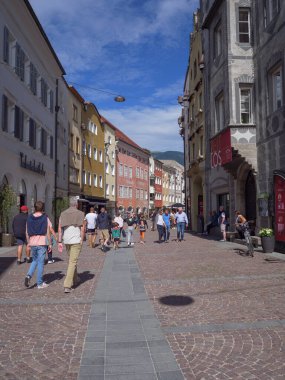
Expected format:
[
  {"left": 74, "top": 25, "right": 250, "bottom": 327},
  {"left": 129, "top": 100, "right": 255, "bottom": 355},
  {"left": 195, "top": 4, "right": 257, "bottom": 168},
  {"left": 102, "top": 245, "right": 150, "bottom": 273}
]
[
  {"left": 20, "top": 152, "right": 45, "bottom": 176},
  {"left": 210, "top": 128, "right": 232, "bottom": 168},
  {"left": 275, "top": 173, "right": 285, "bottom": 242}
]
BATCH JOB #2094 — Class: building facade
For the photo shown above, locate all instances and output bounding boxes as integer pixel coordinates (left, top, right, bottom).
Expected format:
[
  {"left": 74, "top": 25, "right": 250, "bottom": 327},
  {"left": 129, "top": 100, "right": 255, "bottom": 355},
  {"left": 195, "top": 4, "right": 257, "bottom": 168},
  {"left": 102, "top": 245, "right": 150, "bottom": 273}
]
[
  {"left": 253, "top": 1, "right": 285, "bottom": 252},
  {"left": 200, "top": 0, "right": 257, "bottom": 228},
  {"left": 0, "top": 0, "right": 65, "bottom": 222},
  {"left": 161, "top": 160, "right": 185, "bottom": 206},
  {"left": 101, "top": 119, "right": 116, "bottom": 217},
  {"left": 149, "top": 156, "right": 155, "bottom": 211},
  {"left": 154, "top": 159, "right": 163, "bottom": 209},
  {"left": 81, "top": 102, "right": 106, "bottom": 210}
]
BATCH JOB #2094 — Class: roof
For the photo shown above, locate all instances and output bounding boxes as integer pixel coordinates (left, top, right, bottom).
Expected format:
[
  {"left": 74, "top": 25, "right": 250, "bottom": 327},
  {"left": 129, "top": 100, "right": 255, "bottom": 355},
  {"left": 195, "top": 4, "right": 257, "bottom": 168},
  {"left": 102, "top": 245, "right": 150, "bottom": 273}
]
[
  {"left": 68, "top": 86, "right": 85, "bottom": 104},
  {"left": 24, "top": 0, "right": 65, "bottom": 74},
  {"left": 100, "top": 116, "right": 150, "bottom": 156}
]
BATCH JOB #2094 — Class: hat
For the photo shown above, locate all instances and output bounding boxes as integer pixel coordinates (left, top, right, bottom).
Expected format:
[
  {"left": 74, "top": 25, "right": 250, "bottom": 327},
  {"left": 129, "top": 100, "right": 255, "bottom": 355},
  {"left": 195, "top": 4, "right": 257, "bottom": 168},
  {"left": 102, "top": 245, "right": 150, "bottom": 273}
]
[{"left": 20, "top": 205, "right": 28, "bottom": 212}]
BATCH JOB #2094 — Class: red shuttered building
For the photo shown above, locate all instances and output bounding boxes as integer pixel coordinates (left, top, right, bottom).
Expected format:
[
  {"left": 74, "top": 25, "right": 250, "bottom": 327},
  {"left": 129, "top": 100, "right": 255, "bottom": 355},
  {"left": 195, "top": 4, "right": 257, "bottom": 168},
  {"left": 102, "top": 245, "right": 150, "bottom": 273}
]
[
  {"left": 101, "top": 117, "right": 150, "bottom": 215},
  {"left": 154, "top": 159, "right": 163, "bottom": 209}
]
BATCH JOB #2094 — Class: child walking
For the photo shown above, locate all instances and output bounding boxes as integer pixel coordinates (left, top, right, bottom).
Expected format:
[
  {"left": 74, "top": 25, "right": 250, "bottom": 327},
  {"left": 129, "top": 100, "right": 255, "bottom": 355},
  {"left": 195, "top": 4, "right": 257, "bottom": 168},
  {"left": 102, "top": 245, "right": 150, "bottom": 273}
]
[
  {"left": 111, "top": 223, "right": 121, "bottom": 250},
  {"left": 139, "top": 218, "right": 148, "bottom": 244}
]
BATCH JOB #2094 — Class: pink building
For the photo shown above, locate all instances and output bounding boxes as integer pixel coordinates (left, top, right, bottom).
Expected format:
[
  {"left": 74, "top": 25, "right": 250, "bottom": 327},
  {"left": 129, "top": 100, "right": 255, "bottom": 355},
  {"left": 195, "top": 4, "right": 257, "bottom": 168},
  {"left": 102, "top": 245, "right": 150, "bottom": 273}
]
[{"left": 101, "top": 117, "right": 150, "bottom": 215}]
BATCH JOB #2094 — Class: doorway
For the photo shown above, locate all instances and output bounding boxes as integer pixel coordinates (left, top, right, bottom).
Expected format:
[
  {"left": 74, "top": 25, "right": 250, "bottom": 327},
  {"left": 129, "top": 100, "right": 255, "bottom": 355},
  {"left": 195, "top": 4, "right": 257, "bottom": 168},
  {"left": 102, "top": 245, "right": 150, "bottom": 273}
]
[{"left": 245, "top": 171, "right": 257, "bottom": 221}]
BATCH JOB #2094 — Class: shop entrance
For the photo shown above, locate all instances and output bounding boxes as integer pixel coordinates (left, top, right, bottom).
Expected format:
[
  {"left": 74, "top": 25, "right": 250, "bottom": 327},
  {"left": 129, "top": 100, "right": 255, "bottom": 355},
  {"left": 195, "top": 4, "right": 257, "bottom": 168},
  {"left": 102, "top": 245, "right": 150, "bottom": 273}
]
[{"left": 245, "top": 171, "right": 257, "bottom": 221}]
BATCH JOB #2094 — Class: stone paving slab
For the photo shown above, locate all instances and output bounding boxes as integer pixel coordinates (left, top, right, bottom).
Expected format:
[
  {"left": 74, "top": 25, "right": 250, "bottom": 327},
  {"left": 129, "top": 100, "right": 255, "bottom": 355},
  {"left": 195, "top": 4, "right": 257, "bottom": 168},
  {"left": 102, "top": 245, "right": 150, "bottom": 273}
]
[{"left": 78, "top": 244, "right": 184, "bottom": 380}]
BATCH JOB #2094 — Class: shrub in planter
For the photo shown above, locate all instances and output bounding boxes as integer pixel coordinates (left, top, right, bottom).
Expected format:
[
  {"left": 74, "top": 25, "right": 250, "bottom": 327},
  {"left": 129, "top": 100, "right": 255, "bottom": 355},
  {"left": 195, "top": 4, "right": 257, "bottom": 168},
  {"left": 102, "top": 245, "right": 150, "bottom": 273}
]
[
  {"left": 0, "top": 184, "right": 16, "bottom": 246},
  {"left": 259, "top": 228, "right": 274, "bottom": 253}
]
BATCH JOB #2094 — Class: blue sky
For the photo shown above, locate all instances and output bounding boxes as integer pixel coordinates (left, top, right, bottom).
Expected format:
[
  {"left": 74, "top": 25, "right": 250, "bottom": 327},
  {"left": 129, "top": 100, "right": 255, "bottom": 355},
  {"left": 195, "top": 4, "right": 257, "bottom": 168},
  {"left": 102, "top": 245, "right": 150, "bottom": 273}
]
[{"left": 29, "top": 0, "right": 198, "bottom": 151}]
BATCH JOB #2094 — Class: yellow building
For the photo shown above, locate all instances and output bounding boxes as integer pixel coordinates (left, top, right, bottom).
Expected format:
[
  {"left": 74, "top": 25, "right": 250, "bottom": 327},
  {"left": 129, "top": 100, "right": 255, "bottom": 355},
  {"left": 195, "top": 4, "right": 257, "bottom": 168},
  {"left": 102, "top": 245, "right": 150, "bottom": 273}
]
[
  {"left": 162, "top": 165, "right": 171, "bottom": 207},
  {"left": 81, "top": 102, "right": 106, "bottom": 210},
  {"left": 187, "top": 10, "right": 206, "bottom": 232}
]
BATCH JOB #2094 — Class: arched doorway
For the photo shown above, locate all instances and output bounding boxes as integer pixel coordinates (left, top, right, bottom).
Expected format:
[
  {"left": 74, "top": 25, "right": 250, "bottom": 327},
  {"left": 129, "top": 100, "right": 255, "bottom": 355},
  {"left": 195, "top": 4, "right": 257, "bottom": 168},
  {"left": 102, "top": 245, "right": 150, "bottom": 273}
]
[
  {"left": 245, "top": 171, "right": 257, "bottom": 221},
  {"left": 2, "top": 175, "right": 8, "bottom": 185},
  {"left": 18, "top": 180, "right": 27, "bottom": 207}
]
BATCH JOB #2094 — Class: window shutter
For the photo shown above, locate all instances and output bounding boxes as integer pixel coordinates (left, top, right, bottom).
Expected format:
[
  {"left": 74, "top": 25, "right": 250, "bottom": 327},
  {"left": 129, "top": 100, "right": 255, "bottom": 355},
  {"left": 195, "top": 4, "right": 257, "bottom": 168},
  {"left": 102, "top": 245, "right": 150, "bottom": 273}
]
[
  {"left": 50, "top": 91, "right": 54, "bottom": 113},
  {"left": 19, "top": 108, "right": 24, "bottom": 141},
  {"left": 14, "top": 105, "right": 20, "bottom": 138},
  {"left": 50, "top": 135, "right": 54, "bottom": 158},
  {"left": 3, "top": 26, "right": 9, "bottom": 63},
  {"left": 2, "top": 95, "right": 8, "bottom": 132}
]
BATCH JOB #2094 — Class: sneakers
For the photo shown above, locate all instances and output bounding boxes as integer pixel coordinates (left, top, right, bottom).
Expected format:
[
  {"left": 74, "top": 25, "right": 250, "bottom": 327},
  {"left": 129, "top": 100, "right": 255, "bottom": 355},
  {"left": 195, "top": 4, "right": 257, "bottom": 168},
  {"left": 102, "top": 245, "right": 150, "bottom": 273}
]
[
  {"left": 24, "top": 275, "right": 31, "bottom": 287},
  {"left": 130, "top": 242, "right": 135, "bottom": 246},
  {"left": 37, "top": 282, "right": 49, "bottom": 289},
  {"left": 64, "top": 287, "right": 71, "bottom": 293},
  {"left": 17, "top": 260, "right": 21, "bottom": 265},
  {"left": 26, "top": 257, "right": 32, "bottom": 263},
  {"left": 220, "top": 239, "right": 226, "bottom": 242},
  {"left": 48, "top": 259, "right": 55, "bottom": 264}
]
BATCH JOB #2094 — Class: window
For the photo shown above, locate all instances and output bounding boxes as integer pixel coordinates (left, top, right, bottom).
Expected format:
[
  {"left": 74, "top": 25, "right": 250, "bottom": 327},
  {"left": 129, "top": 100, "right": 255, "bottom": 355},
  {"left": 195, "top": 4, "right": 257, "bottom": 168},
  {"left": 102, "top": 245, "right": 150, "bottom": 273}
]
[
  {"left": 145, "top": 191, "right": 148, "bottom": 200},
  {"left": 112, "top": 185, "right": 115, "bottom": 196},
  {"left": 41, "top": 79, "right": 48, "bottom": 106},
  {"left": 136, "top": 167, "right": 140, "bottom": 178},
  {"left": 106, "top": 184, "right": 109, "bottom": 196},
  {"left": 94, "top": 174, "right": 97, "bottom": 187},
  {"left": 49, "top": 91, "right": 54, "bottom": 113},
  {"left": 82, "top": 141, "right": 86, "bottom": 155},
  {"left": 140, "top": 189, "right": 144, "bottom": 200},
  {"left": 2, "top": 95, "right": 8, "bottom": 132},
  {"left": 136, "top": 189, "right": 139, "bottom": 199},
  {"left": 14, "top": 105, "right": 24, "bottom": 141},
  {"left": 29, "top": 118, "right": 36, "bottom": 149},
  {"left": 93, "top": 147, "right": 97, "bottom": 160},
  {"left": 50, "top": 136, "right": 53, "bottom": 159},
  {"left": 238, "top": 8, "right": 250, "bottom": 43},
  {"left": 124, "top": 165, "right": 128, "bottom": 177},
  {"left": 240, "top": 88, "right": 252, "bottom": 123},
  {"left": 76, "top": 137, "right": 80, "bottom": 154},
  {"left": 215, "top": 92, "right": 224, "bottom": 132},
  {"left": 83, "top": 171, "right": 86, "bottom": 185},
  {"left": 264, "top": 0, "right": 280, "bottom": 26},
  {"left": 199, "top": 93, "right": 203, "bottom": 109},
  {"left": 271, "top": 65, "right": 283, "bottom": 111},
  {"left": 144, "top": 170, "right": 148, "bottom": 180},
  {"left": 111, "top": 165, "right": 115, "bottom": 176},
  {"left": 128, "top": 167, "right": 132, "bottom": 178},
  {"left": 106, "top": 162, "right": 109, "bottom": 174},
  {"left": 200, "top": 135, "right": 204, "bottom": 156},
  {"left": 88, "top": 144, "right": 91, "bottom": 158},
  {"left": 99, "top": 150, "right": 103, "bottom": 162},
  {"left": 119, "top": 186, "right": 123, "bottom": 198},
  {"left": 119, "top": 163, "right": 123, "bottom": 176},
  {"left": 30, "top": 63, "right": 38, "bottom": 95},
  {"left": 99, "top": 175, "right": 103, "bottom": 188},
  {"left": 214, "top": 21, "right": 222, "bottom": 59},
  {"left": 129, "top": 188, "right": 132, "bottom": 198},
  {"left": 94, "top": 124, "right": 98, "bottom": 135},
  {"left": 73, "top": 105, "right": 78, "bottom": 122},
  {"left": 15, "top": 43, "right": 25, "bottom": 81},
  {"left": 123, "top": 187, "right": 128, "bottom": 198},
  {"left": 70, "top": 167, "right": 79, "bottom": 184},
  {"left": 41, "top": 128, "right": 47, "bottom": 155},
  {"left": 140, "top": 168, "right": 144, "bottom": 179},
  {"left": 108, "top": 136, "right": 111, "bottom": 144},
  {"left": 70, "top": 133, "right": 74, "bottom": 150},
  {"left": 191, "top": 103, "right": 195, "bottom": 120}
]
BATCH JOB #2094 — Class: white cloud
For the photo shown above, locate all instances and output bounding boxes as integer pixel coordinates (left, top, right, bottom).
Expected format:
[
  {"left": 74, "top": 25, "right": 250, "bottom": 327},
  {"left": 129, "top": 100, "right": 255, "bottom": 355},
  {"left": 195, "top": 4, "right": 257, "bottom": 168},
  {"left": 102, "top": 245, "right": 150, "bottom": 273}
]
[{"left": 101, "top": 104, "right": 183, "bottom": 152}]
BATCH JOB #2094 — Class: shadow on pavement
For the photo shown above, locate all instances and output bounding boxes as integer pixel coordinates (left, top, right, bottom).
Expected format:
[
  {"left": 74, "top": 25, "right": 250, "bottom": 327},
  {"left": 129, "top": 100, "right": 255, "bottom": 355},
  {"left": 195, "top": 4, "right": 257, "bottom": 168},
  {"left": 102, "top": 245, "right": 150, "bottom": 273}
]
[
  {"left": 77, "top": 271, "right": 95, "bottom": 286},
  {"left": 43, "top": 270, "right": 64, "bottom": 283},
  {"left": 0, "top": 257, "right": 17, "bottom": 278},
  {"left": 159, "top": 295, "right": 194, "bottom": 307}
]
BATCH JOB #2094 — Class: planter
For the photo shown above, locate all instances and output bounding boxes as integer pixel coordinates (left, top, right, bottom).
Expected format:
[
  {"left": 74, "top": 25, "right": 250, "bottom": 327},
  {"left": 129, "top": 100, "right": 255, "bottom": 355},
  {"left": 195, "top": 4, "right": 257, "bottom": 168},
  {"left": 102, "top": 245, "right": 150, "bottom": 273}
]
[
  {"left": 1, "top": 233, "right": 14, "bottom": 247},
  {"left": 261, "top": 236, "right": 275, "bottom": 253}
]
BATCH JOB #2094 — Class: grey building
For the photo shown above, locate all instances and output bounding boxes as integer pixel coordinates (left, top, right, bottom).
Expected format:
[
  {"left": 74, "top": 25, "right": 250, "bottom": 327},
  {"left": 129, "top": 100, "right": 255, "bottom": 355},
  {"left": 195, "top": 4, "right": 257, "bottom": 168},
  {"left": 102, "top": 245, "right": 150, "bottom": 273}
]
[
  {"left": 253, "top": 1, "right": 285, "bottom": 252},
  {"left": 200, "top": 0, "right": 257, "bottom": 228}
]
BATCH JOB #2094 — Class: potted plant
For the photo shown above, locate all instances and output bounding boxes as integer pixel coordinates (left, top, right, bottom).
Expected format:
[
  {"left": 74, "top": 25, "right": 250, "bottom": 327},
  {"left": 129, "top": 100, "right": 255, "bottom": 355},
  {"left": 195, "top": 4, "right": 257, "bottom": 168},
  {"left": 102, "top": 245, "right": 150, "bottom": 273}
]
[
  {"left": 259, "top": 228, "right": 275, "bottom": 253},
  {"left": 0, "top": 184, "right": 16, "bottom": 246}
]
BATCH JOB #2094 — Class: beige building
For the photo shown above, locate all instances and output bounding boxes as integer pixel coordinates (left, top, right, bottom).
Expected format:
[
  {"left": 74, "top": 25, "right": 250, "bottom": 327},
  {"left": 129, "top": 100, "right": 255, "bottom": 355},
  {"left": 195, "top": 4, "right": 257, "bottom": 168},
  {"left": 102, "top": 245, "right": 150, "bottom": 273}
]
[{"left": 101, "top": 118, "right": 116, "bottom": 216}]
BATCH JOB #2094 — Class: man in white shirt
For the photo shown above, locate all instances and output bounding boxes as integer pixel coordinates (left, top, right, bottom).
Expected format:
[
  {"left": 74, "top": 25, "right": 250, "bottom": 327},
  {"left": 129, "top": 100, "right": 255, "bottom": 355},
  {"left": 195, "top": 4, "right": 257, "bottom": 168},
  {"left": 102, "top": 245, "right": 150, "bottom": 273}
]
[
  {"left": 175, "top": 207, "right": 189, "bottom": 242},
  {"left": 114, "top": 212, "right": 124, "bottom": 237},
  {"left": 85, "top": 207, "right": 98, "bottom": 248}
]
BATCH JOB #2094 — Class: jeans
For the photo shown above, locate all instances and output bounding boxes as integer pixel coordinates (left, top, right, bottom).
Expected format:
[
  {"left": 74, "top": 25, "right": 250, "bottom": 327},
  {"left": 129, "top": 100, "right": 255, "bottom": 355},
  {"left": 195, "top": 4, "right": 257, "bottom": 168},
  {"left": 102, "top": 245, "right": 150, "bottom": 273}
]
[
  {"left": 127, "top": 226, "right": 134, "bottom": 244},
  {"left": 64, "top": 243, "right": 81, "bottom": 289},
  {"left": 177, "top": 222, "right": 186, "bottom": 240},
  {"left": 157, "top": 225, "right": 164, "bottom": 242},
  {"left": 27, "top": 246, "right": 47, "bottom": 286},
  {"left": 164, "top": 225, "right": 170, "bottom": 241}
]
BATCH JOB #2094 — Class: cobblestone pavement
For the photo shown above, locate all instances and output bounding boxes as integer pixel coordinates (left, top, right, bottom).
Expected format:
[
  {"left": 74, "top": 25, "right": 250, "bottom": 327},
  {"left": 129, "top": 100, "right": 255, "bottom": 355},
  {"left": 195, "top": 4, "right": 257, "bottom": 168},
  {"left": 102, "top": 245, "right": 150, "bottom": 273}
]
[
  {"left": 134, "top": 230, "right": 285, "bottom": 380},
  {"left": 0, "top": 242, "right": 105, "bottom": 380}
]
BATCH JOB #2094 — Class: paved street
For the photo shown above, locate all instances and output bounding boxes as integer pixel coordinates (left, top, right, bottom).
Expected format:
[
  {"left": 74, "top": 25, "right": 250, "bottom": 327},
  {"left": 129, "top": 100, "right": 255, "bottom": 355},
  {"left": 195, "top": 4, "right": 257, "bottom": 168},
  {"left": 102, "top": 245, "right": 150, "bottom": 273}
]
[{"left": 0, "top": 230, "right": 285, "bottom": 379}]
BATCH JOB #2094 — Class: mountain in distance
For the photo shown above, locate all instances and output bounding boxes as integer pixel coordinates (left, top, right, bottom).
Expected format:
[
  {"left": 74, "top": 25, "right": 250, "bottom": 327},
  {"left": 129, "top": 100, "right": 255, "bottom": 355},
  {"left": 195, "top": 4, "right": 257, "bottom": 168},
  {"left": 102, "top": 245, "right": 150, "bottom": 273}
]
[{"left": 152, "top": 151, "right": 184, "bottom": 166}]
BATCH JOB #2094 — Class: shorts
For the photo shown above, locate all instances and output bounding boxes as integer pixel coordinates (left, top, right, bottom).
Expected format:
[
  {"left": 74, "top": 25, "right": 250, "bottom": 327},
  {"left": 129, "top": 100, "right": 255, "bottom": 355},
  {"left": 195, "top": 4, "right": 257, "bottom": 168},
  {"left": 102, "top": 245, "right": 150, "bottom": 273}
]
[
  {"left": 16, "top": 237, "right": 27, "bottom": 246},
  {"left": 87, "top": 228, "right": 96, "bottom": 235},
  {"left": 100, "top": 229, "right": 109, "bottom": 240},
  {"left": 113, "top": 238, "right": 120, "bottom": 242},
  {"left": 140, "top": 231, "right": 145, "bottom": 240},
  {"left": 220, "top": 224, "right": 226, "bottom": 232}
]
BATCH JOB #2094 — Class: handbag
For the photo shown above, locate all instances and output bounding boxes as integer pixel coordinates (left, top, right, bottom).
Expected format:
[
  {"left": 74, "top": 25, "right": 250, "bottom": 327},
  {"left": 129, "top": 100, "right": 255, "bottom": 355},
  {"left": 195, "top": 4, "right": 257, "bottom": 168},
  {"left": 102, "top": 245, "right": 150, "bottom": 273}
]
[{"left": 122, "top": 229, "right": 126, "bottom": 238}]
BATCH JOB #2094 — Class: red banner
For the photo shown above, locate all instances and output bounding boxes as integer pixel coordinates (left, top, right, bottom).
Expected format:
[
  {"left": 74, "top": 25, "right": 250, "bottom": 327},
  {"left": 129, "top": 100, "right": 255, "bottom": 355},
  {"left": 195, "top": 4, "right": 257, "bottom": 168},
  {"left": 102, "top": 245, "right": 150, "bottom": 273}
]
[
  {"left": 211, "top": 128, "right": 232, "bottom": 168},
  {"left": 275, "top": 175, "right": 285, "bottom": 242}
]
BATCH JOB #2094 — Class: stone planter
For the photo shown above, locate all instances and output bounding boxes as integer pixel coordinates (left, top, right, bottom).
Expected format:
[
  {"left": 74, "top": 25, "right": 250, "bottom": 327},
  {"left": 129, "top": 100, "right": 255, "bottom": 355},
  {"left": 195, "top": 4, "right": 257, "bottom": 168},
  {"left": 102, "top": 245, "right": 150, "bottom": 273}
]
[
  {"left": 261, "top": 236, "right": 275, "bottom": 253},
  {"left": 1, "top": 233, "right": 14, "bottom": 247}
]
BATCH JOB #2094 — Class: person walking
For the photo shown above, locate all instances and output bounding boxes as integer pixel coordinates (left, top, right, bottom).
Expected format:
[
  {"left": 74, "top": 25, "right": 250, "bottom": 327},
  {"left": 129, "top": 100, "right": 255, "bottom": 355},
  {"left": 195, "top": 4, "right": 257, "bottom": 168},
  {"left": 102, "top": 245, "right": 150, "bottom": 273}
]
[
  {"left": 175, "top": 207, "right": 188, "bottom": 242},
  {"left": 162, "top": 209, "right": 171, "bottom": 242},
  {"left": 85, "top": 207, "right": 98, "bottom": 248},
  {"left": 125, "top": 212, "right": 137, "bottom": 246},
  {"left": 114, "top": 212, "right": 124, "bottom": 237},
  {"left": 156, "top": 210, "right": 165, "bottom": 243},
  {"left": 218, "top": 205, "right": 227, "bottom": 242},
  {"left": 139, "top": 217, "right": 148, "bottom": 244},
  {"left": 24, "top": 201, "right": 51, "bottom": 289},
  {"left": 235, "top": 210, "right": 247, "bottom": 239},
  {"left": 57, "top": 197, "right": 85, "bottom": 293},
  {"left": 111, "top": 222, "right": 121, "bottom": 250},
  {"left": 47, "top": 222, "right": 57, "bottom": 264},
  {"left": 12, "top": 205, "right": 31, "bottom": 265},
  {"left": 204, "top": 211, "right": 218, "bottom": 235},
  {"left": 96, "top": 207, "right": 111, "bottom": 252}
]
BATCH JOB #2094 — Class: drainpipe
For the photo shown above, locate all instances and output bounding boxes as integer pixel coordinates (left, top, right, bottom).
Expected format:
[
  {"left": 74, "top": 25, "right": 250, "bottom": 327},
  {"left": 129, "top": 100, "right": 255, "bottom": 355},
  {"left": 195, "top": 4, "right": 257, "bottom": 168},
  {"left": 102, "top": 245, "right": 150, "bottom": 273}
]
[{"left": 54, "top": 78, "right": 59, "bottom": 228}]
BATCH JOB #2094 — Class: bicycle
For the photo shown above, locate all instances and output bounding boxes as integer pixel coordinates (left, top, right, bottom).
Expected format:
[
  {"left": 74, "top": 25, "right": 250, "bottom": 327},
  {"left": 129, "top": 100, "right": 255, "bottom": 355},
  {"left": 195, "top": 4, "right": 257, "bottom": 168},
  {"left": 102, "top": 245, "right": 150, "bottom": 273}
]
[{"left": 241, "top": 222, "right": 254, "bottom": 257}]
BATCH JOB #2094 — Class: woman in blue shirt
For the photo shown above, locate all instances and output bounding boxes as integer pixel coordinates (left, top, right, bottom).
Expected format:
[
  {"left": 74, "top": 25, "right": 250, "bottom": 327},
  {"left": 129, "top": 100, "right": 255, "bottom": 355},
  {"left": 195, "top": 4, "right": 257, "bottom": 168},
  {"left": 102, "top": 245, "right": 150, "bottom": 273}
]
[{"left": 162, "top": 209, "right": 171, "bottom": 242}]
